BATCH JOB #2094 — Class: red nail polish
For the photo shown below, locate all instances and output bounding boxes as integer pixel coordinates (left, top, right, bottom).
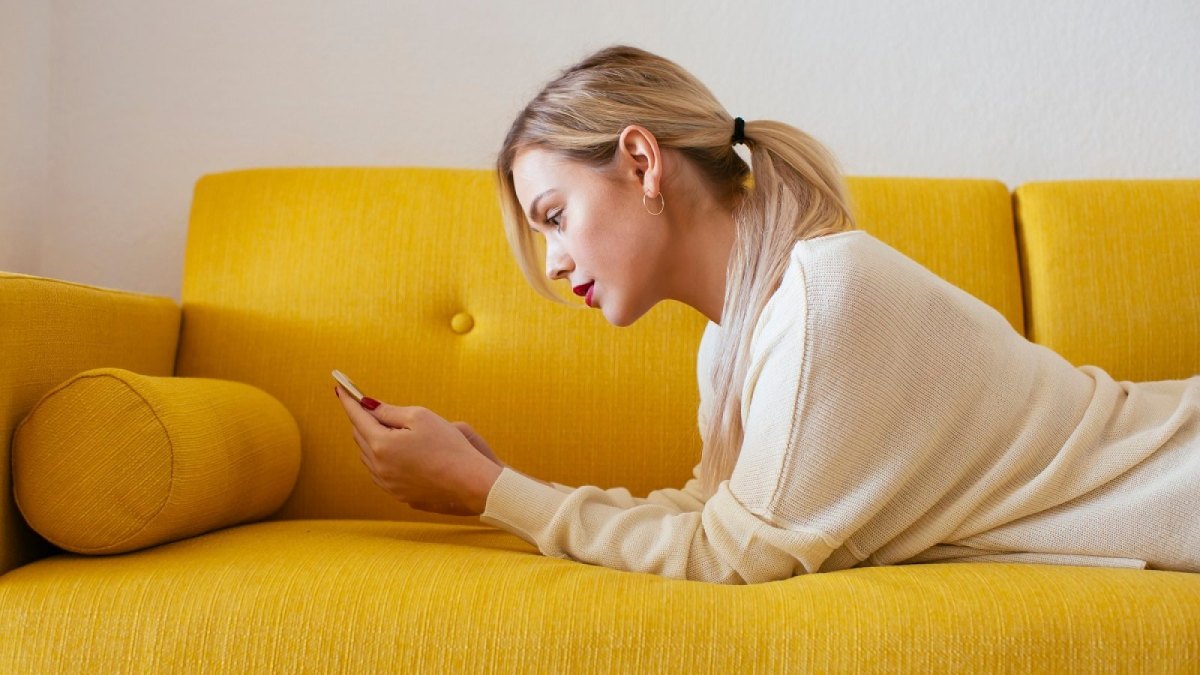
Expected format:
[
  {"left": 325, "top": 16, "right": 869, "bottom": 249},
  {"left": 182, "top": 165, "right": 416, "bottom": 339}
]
[{"left": 361, "top": 397, "right": 380, "bottom": 410}]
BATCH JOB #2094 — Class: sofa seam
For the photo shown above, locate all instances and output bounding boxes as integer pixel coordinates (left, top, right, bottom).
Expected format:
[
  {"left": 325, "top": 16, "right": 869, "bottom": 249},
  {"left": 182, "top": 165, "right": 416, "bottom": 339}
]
[
  {"left": 94, "top": 373, "right": 177, "bottom": 553},
  {"left": 0, "top": 272, "right": 178, "bottom": 304}
]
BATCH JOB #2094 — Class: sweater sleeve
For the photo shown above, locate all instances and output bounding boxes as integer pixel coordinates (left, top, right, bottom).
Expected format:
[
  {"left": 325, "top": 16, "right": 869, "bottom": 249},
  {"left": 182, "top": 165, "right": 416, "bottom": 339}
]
[
  {"left": 543, "top": 462, "right": 707, "bottom": 513},
  {"left": 479, "top": 467, "right": 838, "bottom": 584}
]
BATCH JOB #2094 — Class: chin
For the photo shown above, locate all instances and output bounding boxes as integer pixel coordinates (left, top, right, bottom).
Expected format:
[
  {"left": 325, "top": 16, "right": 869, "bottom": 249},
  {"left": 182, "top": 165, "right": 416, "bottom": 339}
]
[
  {"left": 601, "top": 295, "right": 654, "bottom": 328},
  {"left": 606, "top": 311, "right": 636, "bottom": 328}
]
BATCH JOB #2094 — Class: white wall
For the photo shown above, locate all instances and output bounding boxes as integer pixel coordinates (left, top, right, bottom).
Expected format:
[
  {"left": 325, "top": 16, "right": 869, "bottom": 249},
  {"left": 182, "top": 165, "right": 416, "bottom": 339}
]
[
  {"left": 0, "top": 0, "right": 49, "bottom": 276},
  {"left": 5, "top": 0, "right": 1199, "bottom": 302}
]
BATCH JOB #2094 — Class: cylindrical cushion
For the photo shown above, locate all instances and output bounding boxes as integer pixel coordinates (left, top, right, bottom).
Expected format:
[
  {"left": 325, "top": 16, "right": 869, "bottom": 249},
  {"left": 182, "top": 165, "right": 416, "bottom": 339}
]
[{"left": 12, "top": 367, "right": 301, "bottom": 555}]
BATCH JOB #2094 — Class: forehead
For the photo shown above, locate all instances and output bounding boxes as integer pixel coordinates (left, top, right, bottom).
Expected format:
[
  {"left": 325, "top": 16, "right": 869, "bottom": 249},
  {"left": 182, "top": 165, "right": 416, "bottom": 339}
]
[{"left": 512, "top": 148, "right": 569, "bottom": 200}]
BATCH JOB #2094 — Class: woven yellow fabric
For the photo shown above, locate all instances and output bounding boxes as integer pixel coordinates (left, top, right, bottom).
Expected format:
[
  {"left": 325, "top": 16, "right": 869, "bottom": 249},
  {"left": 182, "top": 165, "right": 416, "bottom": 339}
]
[
  {"left": 12, "top": 367, "right": 301, "bottom": 554},
  {"left": 0, "top": 272, "right": 180, "bottom": 575},
  {"left": 178, "top": 169, "right": 1023, "bottom": 522},
  {"left": 1, "top": 520, "right": 1197, "bottom": 672},
  {"left": 1015, "top": 180, "right": 1200, "bottom": 381}
]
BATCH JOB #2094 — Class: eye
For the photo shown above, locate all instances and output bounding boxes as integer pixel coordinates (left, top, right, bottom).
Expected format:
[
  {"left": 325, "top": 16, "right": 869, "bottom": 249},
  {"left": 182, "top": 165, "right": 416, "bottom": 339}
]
[{"left": 546, "top": 208, "right": 563, "bottom": 232}]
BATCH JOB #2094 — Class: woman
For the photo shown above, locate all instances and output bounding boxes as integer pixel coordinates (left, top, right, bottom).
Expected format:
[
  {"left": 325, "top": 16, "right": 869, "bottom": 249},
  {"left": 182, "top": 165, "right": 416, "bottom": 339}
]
[{"left": 338, "top": 44, "right": 1199, "bottom": 584}]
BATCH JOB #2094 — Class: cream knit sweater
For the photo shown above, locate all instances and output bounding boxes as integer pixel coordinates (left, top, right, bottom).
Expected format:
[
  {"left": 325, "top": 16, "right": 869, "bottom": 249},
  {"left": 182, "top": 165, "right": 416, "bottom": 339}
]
[{"left": 481, "top": 230, "right": 1200, "bottom": 584}]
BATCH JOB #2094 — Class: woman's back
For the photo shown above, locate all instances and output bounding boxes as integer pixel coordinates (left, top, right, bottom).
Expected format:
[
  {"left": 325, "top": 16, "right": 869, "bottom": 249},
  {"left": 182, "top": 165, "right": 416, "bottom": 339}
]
[{"left": 700, "top": 229, "right": 1200, "bottom": 572}]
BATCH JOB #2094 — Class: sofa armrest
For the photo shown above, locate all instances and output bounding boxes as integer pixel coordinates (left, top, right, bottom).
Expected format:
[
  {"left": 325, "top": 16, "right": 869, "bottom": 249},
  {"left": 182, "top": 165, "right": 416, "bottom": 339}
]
[{"left": 0, "top": 271, "right": 180, "bottom": 576}]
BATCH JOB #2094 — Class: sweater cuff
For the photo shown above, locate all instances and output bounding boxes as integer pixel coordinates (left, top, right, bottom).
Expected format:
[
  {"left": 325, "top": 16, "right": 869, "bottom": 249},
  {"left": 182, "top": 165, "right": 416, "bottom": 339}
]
[{"left": 479, "top": 467, "right": 570, "bottom": 548}]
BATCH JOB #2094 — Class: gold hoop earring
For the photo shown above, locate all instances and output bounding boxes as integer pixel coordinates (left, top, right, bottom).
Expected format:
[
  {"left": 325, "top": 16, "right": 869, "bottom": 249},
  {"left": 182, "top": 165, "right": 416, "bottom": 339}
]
[{"left": 643, "top": 192, "right": 665, "bottom": 216}]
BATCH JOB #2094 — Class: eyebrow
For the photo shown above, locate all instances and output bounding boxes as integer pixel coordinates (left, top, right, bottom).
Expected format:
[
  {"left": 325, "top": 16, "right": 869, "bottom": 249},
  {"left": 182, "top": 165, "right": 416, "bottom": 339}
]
[{"left": 526, "top": 189, "right": 556, "bottom": 229}]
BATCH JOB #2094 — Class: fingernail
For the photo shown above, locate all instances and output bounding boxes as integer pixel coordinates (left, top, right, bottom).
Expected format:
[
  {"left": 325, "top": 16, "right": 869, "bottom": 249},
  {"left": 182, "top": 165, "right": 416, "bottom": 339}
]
[{"left": 361, "top": 397, "right": 380, "bottom": 411}]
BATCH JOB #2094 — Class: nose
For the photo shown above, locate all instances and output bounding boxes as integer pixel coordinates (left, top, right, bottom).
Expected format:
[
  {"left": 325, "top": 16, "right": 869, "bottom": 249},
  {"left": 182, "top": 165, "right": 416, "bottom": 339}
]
[{"left": 545, "top": 241, "right": 572, "bottom": 281}]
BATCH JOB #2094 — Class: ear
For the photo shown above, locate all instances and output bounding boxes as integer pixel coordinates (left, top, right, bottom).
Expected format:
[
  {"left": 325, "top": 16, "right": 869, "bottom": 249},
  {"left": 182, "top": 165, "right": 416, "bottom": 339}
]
[{"left": 616, "top": 124, "right": 664, "bottom": 197}]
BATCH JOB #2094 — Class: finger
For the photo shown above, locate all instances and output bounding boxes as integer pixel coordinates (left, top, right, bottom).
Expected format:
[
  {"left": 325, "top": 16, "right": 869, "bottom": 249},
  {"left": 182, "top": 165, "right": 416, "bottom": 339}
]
[
  {"left": 336, "top": 384, "right": 415, "bottom": 434},
  {"left": 336, "top": 384, "right": 392, "bottom": 439},
  {"left": 351, "top": 425, "right": 377, "bottom": 471}
]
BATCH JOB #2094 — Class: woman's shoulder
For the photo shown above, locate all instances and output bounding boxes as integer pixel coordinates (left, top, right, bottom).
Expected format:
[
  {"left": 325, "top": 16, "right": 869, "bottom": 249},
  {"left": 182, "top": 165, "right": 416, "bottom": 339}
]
[
  {"left": 703, "top": 229, "right": 908, "bottom": 363},
  {"left": 789, "top": 228, "right": 886, "bottom": 267},
  {"left": 789, "top": 228, "right": 951, "bottom": 301}
]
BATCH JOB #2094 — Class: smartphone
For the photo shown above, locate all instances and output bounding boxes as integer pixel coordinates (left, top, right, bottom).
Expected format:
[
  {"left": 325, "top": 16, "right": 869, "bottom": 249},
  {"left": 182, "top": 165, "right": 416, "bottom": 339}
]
[{"left": 332, "top": 369, "right": 368, "bottom": 404}]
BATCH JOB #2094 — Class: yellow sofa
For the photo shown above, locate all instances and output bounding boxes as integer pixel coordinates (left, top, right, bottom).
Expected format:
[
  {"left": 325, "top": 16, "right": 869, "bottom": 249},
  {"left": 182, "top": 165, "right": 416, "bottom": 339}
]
[{"left": 2, "top": 168, "right": 1198, "bottom": 672}]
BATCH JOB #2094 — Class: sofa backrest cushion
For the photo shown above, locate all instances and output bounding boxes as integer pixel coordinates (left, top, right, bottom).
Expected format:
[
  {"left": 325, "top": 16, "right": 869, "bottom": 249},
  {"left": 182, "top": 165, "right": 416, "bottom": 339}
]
[
  {"left": 176, "top": 168, "right": 1024, "bottom": 521},
  {"left": 1015, "top": 180, "right": 1200, "bottom": 381}
]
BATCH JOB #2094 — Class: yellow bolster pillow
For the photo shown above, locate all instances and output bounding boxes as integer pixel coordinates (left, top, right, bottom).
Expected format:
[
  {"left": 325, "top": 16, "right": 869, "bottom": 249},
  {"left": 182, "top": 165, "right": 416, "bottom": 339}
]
[{"left": 12, "top": 367, "right": 301, "bottom": 555}]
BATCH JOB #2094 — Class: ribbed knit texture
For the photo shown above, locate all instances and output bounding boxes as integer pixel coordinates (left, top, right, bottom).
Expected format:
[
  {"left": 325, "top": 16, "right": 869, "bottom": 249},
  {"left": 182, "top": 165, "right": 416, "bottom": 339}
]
[{"left": 481, "top": 230, "right": 1200, "bottom": 584}]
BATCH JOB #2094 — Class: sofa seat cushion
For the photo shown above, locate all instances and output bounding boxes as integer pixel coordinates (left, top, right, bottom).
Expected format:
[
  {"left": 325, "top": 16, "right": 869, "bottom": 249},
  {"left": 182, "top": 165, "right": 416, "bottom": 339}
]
[{"left": 1, "top": 520, "right": 1198, "bottom": 672}]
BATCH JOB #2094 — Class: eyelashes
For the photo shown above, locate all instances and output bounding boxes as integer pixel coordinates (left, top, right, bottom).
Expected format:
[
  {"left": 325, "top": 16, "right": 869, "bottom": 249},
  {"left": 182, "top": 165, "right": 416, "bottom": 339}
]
[{"left": 527, "top": 208, "right": 563, "bottom": 236}]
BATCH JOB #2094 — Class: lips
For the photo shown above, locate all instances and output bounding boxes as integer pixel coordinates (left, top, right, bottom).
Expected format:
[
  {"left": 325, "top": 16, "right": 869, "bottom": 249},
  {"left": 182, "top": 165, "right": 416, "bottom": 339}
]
[{"left": 572, "top": 281, "right": 594, "bottom": 297}]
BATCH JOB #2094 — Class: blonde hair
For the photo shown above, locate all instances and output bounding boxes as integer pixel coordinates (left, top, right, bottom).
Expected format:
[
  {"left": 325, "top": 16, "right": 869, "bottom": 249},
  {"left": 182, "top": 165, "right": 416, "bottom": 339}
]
[{"left": 495, "top": 44, "right": 857, "bottom": 499}]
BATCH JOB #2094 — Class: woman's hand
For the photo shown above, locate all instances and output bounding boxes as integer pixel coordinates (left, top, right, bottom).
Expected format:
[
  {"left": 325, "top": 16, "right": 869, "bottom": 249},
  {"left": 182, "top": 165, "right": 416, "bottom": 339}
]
[
  {"left": 335, "top": 386, "right": 502, "bottom": 516},
  {"left": 451, "top": 421, "right": 508, "bottom": 470}
]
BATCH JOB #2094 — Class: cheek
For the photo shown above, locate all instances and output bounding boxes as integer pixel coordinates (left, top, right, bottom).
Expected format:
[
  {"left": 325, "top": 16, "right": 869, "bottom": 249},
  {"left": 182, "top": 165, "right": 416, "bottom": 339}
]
[
  {"left": 580, "top": 199, "right": 655, "bottom": 285},
  {"left": 598, "top": 235, "right": 657, "bottom": 301},
  {"left": 584, "top": 232, "right": 630, "bottom": 279}
]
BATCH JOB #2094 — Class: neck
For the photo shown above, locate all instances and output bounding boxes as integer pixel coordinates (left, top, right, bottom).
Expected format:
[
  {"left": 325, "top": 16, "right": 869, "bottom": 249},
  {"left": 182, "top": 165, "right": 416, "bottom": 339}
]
[{"left": 668, "top": 200, "right": 738, "bottom": 326}]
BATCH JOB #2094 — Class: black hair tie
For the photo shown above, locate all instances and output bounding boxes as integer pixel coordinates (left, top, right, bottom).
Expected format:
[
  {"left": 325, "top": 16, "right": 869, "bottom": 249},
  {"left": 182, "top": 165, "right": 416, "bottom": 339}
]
[{"left": 731, "top": 117, "right": 746, "bottom": 145}]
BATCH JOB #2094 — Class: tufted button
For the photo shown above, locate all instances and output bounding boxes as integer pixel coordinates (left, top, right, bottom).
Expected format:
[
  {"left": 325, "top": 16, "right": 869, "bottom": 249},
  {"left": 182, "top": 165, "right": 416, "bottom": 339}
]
[{"left": 450, "top": 312, "right": 475, "bottom": 334}]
